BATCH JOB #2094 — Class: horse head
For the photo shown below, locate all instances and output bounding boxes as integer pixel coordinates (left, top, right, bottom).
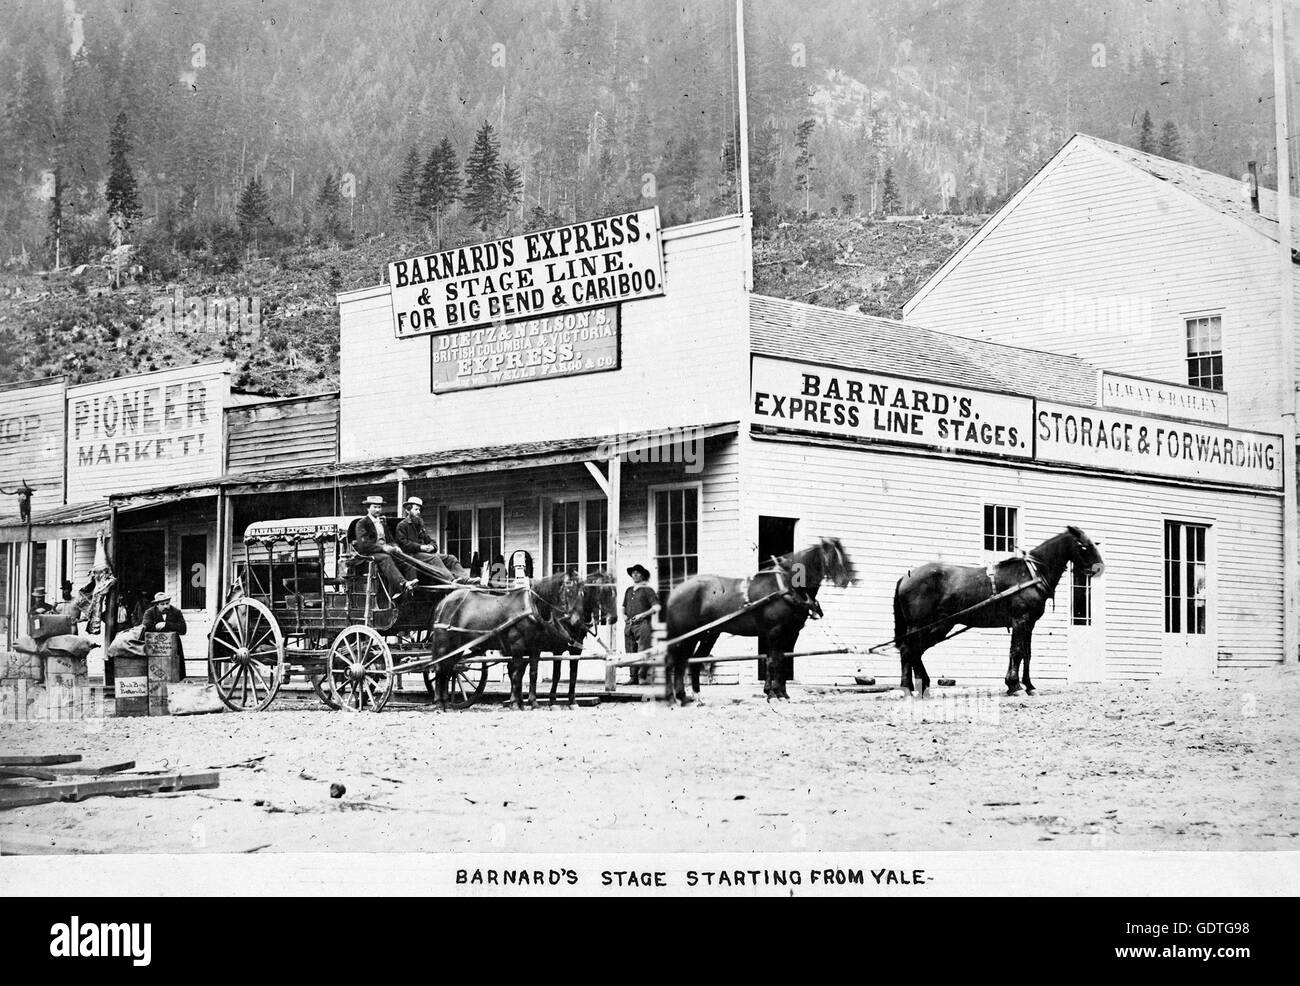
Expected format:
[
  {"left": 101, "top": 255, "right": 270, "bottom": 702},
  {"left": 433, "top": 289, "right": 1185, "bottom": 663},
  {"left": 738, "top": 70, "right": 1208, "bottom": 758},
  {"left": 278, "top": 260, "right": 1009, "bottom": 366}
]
[
  {"left": 818, "top": 536, "right": 857, "bottom": 588},
  {"left": 1065, "top": 525, "right": 1105, "bottom": 577},
  {"left": 582, "top": 571, "right": 619, "bottom": 626},
  {"left": 534, "top": 569, "right": 589, "bottom": 642}
]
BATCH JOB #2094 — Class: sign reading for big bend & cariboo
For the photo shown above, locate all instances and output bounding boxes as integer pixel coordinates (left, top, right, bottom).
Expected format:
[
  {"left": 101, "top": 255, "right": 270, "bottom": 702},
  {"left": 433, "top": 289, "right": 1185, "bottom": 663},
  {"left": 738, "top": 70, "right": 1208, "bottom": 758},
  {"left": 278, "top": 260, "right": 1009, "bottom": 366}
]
[{"left": 387, "top": 208, "right": 665, "bottom": 338}]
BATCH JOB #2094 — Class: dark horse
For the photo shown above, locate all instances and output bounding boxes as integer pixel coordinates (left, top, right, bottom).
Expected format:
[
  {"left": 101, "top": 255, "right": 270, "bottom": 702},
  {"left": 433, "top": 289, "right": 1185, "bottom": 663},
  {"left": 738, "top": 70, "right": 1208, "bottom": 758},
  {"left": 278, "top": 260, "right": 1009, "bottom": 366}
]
[
  {"left": 543, "top": 570, "right": 618, "bottom": 707},
  {"left": 663, "top": 537, "right": 857, "bottom": 704},
  {"left": 430, "top": 571, "right": 588, "bottom": 710},
  {"left": 893, "top": 526, "right": 1105, "bottom": 697}
]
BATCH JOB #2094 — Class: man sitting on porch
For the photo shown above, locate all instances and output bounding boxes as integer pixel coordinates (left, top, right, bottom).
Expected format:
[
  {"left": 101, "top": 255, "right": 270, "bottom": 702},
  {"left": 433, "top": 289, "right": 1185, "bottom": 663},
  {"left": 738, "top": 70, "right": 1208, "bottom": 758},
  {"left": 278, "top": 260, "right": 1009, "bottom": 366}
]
[{"left": 396, "top": 497, "right": 472, "bottom": 584}]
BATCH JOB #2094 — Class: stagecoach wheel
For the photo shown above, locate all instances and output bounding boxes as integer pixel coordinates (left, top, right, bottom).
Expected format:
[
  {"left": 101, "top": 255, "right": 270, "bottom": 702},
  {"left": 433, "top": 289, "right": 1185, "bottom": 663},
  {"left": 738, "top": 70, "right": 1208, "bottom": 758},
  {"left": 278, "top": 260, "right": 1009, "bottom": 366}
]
[
  {"left": 208, "top": 598, "right": 286, "bottom": 712},
  {"left": 324, "top": 626, "right": 394, "bottom": 712},
  {"left": 422, "top": 661, "right": 489, "bottom": 709}
]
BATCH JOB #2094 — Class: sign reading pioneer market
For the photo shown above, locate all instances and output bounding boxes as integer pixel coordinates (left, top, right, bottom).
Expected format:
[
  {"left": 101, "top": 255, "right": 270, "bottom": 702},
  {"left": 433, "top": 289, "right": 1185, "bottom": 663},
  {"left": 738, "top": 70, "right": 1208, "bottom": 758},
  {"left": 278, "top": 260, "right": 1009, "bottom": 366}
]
[
  {"left": 751, "top": 355, "right": 1034, "bottom": 459},
  {"left": 431, "top": 305, "right": 619, "bottom": 393},
  {"left": 1098, "top": 371, "right": 1229, "bottom": 426},
  {"left": 388, "top": 208, "right": 664, "bottom": 338},
  {"left": 1036, "top": 401, "right": 1282, "bottom": 489}
]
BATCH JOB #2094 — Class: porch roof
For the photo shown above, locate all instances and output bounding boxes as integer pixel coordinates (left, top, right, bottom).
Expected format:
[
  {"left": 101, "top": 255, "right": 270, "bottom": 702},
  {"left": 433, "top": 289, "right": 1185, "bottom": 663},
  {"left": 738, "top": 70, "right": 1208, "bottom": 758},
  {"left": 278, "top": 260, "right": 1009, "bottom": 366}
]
[{"left": 0, "top": 500, "right": 112, "bottom": 543}]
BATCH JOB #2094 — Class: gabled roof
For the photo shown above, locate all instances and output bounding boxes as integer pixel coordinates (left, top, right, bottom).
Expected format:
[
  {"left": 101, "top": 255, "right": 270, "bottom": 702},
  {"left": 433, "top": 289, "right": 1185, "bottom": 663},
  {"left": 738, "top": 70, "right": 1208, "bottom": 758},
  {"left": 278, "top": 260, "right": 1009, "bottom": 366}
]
[{"left": 750, "top": 294, "right": 1100, "bottom": 405}]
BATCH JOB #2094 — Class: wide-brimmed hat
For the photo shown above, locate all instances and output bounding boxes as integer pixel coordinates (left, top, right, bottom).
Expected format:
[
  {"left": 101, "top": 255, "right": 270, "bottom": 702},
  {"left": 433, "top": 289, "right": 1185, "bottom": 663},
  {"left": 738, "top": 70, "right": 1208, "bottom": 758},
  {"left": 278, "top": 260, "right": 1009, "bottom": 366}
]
[
  {"left": 404, "top": 496, "right": 423, "bottom": 508},
  {"left": 362, "top": 495, "right": 385, "bottom": 507},
  {"left": 152, "top": 591, "right": 172, "bottom": 604},
  {"left": 627, "top": 564, "right": 651, "bottom": 580}
]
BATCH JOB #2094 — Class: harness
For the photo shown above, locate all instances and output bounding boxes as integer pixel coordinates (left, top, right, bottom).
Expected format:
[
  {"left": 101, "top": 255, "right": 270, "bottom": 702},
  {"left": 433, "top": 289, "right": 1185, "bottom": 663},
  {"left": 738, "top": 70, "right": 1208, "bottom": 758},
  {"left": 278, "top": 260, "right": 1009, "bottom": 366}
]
[
  {"left": 762, "top": 556, "right": 823, "bottom": 619},
  {"left": 432, "top": 582, "right": 584, "bottom": 651}
]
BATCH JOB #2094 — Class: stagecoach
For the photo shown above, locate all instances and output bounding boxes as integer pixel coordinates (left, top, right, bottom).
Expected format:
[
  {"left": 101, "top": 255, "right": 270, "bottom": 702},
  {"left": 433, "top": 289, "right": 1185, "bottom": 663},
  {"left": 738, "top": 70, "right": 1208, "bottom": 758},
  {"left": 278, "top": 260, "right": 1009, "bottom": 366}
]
[{"left": 208, "top": 516, "right": 490, "bottom": 712}]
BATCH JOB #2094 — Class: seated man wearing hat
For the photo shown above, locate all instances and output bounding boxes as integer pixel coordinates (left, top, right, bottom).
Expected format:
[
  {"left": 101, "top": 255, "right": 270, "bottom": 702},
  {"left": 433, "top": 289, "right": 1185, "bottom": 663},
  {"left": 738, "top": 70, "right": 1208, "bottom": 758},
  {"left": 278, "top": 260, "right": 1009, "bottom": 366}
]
[
  {"left": 622, "top": 564, "right": 660, "bottom": 685},
  {"left": 395, "top": 497, "right": 472, "bottom": 584},
  {"left": 353, "top": 496, "right": 418, "bottom": 601},
  {"left": 140, "top": 591, "right": 187, "bottom": 680}
]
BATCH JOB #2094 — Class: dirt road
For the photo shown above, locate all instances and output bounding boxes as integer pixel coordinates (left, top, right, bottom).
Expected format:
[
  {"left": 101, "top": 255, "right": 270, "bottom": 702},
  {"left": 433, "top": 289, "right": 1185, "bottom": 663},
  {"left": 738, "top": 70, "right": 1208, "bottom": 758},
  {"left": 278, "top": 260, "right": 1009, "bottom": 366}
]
[{"left": 0, "top": 667, "right": 1296, "bottom": 855}]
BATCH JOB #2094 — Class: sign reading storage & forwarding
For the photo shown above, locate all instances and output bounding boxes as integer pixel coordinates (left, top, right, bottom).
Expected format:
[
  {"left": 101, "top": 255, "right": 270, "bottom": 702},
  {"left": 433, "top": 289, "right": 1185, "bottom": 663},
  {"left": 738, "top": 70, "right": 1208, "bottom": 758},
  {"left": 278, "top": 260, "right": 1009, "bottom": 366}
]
[
  {"left": 1036, "top": 401, "right": 1282, "bottom": 489},
  {"left": 751, "top": 355, "right": 1034, "bottom": 459},
  {"left": 431, "top": 305, "right": 620, "bottom": 392},
  {"left": 388, "top": 208, "right": 664, "bottom": 337}
]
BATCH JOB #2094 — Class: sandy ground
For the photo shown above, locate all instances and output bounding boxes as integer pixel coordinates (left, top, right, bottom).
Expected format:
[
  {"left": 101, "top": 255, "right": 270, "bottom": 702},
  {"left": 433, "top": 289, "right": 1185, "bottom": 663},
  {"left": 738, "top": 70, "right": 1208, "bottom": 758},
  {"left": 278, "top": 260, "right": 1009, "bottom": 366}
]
[{"left": 0, "top": 667, "right": 1296, "bottom": 855}]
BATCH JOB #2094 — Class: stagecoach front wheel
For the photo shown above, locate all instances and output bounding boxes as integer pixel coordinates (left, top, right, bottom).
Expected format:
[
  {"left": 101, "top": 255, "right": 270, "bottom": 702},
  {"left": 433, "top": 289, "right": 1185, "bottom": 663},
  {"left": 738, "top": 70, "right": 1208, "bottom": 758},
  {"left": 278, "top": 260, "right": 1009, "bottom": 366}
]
[
  {"left": 208, "top": 598, "right": 286, "bottom": 712},
  {"left": 324, "top": 626, "right": 394, "bottom": 712},
  {"left": 422, "top": 661, "right": 489, "bottom": 709}
]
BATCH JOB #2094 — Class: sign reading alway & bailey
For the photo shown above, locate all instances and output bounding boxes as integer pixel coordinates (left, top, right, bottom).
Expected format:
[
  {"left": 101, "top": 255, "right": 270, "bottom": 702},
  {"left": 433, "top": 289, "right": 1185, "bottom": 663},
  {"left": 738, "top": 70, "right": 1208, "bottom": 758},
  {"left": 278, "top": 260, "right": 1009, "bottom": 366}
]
[
  {"left": 751, "top": 355, "right": 1034, "bottom": 459},
  {"left": 1036, "top": 401, "right": 1282, "bottom": 489},
  {"left": 431, "top": 305, "right": 620, "bottom": 392},
  {"left": 1098, "top": 371, "right": 1230, "bottom": 426},
  {"left": 388, "top": 208, "right": 664, "bottom": 338}
]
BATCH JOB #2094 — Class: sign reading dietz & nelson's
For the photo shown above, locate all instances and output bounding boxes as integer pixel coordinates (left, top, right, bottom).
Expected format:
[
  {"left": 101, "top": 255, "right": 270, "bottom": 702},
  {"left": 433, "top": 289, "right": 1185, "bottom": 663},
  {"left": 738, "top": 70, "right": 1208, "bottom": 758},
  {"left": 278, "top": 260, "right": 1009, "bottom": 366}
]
[
  {"left": 66, "top": 363, "right": 230, "bottom": 502},
  {"left": 751, "top": 355, "right": 1034, "bottom": 459},
  {"left": 388, "top": 208, "right": 664, "bottom": 338},
  {"left": 1036, "top": 401, "right": 1282, "bottom": 489}
]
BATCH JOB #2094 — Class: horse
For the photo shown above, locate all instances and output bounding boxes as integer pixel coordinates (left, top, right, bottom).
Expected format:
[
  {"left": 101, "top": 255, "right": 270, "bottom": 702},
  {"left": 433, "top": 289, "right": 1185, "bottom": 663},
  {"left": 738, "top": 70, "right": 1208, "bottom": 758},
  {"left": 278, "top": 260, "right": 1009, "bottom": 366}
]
[
  {"left": 429, "top": 570, "right": 588, "bottom": 710},
  {"left": 544, "top": 571, "right": 618, "bottom": 707},
  {"left": 662, "top": 537, "right": 857, "bottom": 705},
  {"left": 892, "top": 526, "right": 1105, "bottom": 697}
]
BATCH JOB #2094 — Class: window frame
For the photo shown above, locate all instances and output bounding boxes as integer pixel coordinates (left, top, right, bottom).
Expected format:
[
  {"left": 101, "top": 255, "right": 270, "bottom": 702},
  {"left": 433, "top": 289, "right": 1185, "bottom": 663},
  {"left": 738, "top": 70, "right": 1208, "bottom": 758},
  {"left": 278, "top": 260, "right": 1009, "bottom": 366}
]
[
  {"left": 982, "top": 503, "right": 1019, "bottom": 554},
  {"left": 439, "top": 498, "right": 505, "bottom": 571},
  {"left": 1163, "top": 518, "right": 1212, "bottom": 636},
  {"left": 1182, "top": 310, "right": 1224, "bottom": 392},
  {"left": 647, "top": 481, "right": 703, "bottom": 608},
  {"left": 546, "top": 494, "right": 609, "bottom": 576}
]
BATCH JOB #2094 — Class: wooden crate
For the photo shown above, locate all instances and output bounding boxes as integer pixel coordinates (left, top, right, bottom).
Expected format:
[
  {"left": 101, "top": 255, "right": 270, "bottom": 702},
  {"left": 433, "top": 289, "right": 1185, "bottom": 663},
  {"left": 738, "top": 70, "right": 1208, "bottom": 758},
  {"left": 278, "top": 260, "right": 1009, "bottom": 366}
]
[{"left": 113, "top": 655, "right": 149, "bottom": 717}]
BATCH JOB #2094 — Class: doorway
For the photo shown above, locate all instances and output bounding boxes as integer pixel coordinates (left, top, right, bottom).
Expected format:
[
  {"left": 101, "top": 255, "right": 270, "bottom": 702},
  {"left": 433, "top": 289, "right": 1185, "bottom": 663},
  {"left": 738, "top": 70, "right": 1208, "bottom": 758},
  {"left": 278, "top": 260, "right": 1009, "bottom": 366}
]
[
  {"left": 1066, "top": 562, "right": 1106, "bottom": 681},
  {"left": 757, "top": 516, "right": 798, "bottom": 681},
  {"left": 1162, "top": 520, "right": 1215, "bottom": 677},
  {"left": 118, "top": 530, "right": 166, "bottom": 623}
]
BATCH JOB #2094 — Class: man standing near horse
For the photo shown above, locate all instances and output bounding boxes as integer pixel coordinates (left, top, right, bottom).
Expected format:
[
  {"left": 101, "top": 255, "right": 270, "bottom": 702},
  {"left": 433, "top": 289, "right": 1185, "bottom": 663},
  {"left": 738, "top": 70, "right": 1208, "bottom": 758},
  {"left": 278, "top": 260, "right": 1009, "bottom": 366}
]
[
  {"left": 395, "top": 496, "right": 472, "bottom": 584},
  {"left": 354, "top": 496, "right": 418, "bottom": 601},
  {"left": 623, "top": 563, "right": 660, "bottom": 685}
]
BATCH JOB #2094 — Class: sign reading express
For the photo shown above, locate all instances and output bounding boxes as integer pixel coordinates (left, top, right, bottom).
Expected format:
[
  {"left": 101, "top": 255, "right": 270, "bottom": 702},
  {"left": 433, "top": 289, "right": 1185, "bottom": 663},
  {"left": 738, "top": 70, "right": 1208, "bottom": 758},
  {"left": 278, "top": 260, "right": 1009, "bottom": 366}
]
[
  {"left": 388, "top": 208, "right": 664, "bottom": 338},
  {"left": 1036, "top": 402, "right": 1282, "bottom": 489},
  {"left": 751, "top": 356, "right": 1034, "bottom": 458},
  {"left": 431, "top": 306, "right": 619, "bottom": 392}
]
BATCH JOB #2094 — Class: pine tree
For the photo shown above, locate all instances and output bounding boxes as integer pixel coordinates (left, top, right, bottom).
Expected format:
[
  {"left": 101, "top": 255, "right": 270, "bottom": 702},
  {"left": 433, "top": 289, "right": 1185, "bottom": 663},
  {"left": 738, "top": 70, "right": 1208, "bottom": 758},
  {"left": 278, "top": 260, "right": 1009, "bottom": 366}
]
[
  {"left": 794, "top": 118, "right": 816, "bottom": 215},
  {"left": 881, "top": 166, "right": 900, "bottom": 216},
  {"left": 499, "top": 162, "right": 523, "bottom": 228},
  {"left": 394, "top": 147, "right": 421, "bottom": 223},
  {"left": 105, "top": 112, "right": 141, "bottom": 236},
  {"left": 464, "top": 120, "right": 502, "bottom": 232},
  {"left": 436, "top": 137, "right": 461, "bottom": 207},
  {"left": 418, "top": 137, "right": 461, "bottom": 234},
  {"left": 236, "top": 176, "right": 271, "bottom": 239},
  {"left": 1158, "top": 121, "right": 1183, "bottom": 162},
  {"left": 1138, "top": 111, "right": 1155, "bottom": 153},
  {"left": 46, "top": 167, "right": 63, "bottom": 268},
  {"left": 316, "top": 172, "right": 342, "bottom": 239}
]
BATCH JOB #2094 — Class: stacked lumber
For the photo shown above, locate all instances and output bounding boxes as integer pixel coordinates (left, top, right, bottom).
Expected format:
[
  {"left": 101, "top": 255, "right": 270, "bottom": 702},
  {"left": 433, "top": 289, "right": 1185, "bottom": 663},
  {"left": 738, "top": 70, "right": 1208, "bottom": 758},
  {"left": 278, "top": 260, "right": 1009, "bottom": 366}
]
[{"left": 0, "top": 754, "right": 219, "bottom": 812}]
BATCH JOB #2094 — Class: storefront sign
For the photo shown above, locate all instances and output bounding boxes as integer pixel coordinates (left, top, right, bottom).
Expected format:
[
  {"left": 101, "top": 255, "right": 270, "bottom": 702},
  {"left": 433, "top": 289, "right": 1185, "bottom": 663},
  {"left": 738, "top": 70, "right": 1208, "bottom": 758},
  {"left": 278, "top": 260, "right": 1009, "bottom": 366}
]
[
  {"left": 751, "top": 356, "right": 1034, "bottom": 459},
  {"left": 1099, "top": 371, "right": 1229, "bottom": 426},
  {"left": 431, "top": 306, "right": 620, "bottom": 392},
  {"left": 0, "top": 378, "right": 65, "bottom": 519},
  {"left": 1036, "top": 401, "right": 1282, "bottom": 489},
  {"left": 388, "top": 208, "right": 664, "bottom": 337},
  {"left": 66, "top": 364, "right": 230, "bottom": 501}
]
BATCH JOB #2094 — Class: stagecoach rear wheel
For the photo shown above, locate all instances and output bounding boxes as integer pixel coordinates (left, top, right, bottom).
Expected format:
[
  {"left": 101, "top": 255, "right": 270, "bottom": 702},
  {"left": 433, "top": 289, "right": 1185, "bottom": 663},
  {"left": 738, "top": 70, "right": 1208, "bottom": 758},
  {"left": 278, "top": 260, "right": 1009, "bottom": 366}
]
[
  {"left": 208, "top": 597, "right": 285, "bottom": 712},
  {"left": 323, "top": 626, "right": 394, "bottom": 712},
  {"left": 422, "top": 661, "right": 489, "bottom": 709}
]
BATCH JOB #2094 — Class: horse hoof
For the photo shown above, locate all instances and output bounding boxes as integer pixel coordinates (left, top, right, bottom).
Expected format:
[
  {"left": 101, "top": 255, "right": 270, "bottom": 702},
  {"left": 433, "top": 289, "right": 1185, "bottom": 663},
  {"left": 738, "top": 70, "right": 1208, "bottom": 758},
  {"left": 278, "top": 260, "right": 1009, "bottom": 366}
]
[
  {"left": 1006, "top": 686, "right": 1021, "bottom": 696},
  {"left": 1025, "top": 687, "right": 1036, "bottom": 696}
]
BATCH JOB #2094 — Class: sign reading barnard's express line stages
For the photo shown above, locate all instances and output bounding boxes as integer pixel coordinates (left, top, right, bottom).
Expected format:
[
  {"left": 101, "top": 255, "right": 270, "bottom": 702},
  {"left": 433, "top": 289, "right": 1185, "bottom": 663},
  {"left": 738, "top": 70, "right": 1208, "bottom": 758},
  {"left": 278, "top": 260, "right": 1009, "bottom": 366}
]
[
  {"left": 751, "top": 355, "right": 1034, "bottom": 459},
  {"left": 389, "top": 208, "right": 664, "bottom": 338},
  {"left": 431, "top": 306, "right": 619, "bottom": 392}
]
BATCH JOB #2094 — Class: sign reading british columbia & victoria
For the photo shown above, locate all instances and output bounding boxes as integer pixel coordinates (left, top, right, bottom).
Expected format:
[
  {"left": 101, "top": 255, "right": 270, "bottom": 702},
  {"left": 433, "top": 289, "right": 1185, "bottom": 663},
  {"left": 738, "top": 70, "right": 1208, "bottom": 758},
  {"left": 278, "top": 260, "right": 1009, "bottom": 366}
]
[
  {"left": 388, "top": 208, "right": 664, "bottom": 338},
  {"left": 751, "top": 355, "right": 1035, "bottom": 459},
  {"left": 431, "top": 305, "right": 619, "bottom": 393}
]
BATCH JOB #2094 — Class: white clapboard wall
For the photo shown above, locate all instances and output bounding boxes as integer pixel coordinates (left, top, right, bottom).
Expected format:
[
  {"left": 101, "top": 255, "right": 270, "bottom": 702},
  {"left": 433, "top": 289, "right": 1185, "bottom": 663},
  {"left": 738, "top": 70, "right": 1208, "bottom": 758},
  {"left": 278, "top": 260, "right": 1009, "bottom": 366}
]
[
  {"left": 0, "top": 377, "right": 65, "bottom": 520},
  {"left": 905, "top": 136, "right": 1289, "bottom": 433}
]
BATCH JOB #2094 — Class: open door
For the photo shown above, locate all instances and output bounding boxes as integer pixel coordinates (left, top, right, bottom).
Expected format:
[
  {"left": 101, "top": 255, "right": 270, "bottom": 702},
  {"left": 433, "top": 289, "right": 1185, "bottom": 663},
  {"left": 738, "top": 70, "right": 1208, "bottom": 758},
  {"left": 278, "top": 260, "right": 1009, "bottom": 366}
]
[{"left": 757, "top": 516, "right": 798, "bottom": 681}]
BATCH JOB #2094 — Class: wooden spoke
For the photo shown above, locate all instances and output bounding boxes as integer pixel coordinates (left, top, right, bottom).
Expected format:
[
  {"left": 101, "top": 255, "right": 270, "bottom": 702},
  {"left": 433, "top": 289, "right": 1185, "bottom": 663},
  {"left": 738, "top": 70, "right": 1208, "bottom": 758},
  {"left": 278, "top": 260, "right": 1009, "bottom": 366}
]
[{"left": 208, "top": 598, "right": 285, "bottom": 713}]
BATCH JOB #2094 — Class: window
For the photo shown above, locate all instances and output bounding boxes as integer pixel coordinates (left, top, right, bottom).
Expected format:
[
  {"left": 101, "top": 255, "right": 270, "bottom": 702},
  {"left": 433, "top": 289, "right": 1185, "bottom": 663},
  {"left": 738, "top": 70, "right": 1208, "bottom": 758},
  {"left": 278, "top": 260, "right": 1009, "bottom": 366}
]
[
  {"left": 983, "top": 504, "right": 1018, "bottom": 553},
  {"left": 549, "top": 498, "right": 608, "bottom": 575},
  {"left": 652, "top": 485, "right": 699, "bottom": 607},
  {"left": 1186, "top": 315, "right": 1223, "bottom": 391},
  {"left": 1070, "top": 563, "right": 1092, "bottom": 626},
  {"left": 443, "top": 504, "right": 503, "bottom": 572},
  {"left": 1164, "top": 521, "right": 1208, "bottom": 635}
]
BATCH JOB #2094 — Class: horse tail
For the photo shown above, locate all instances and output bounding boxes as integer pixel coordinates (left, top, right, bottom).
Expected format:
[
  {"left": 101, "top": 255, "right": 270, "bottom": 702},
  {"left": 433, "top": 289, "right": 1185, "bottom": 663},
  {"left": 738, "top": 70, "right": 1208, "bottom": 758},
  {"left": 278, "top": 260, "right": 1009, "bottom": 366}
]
[{"left": 893, "top": 575, "right": 906, "bottom": 649}]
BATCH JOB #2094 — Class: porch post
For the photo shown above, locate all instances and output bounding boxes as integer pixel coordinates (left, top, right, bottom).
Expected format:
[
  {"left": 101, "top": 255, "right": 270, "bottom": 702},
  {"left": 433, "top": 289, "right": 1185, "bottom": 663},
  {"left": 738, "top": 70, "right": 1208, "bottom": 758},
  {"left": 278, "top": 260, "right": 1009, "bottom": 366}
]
[{"left": 604, "top": 453, "right": 621, "bottom": 692}]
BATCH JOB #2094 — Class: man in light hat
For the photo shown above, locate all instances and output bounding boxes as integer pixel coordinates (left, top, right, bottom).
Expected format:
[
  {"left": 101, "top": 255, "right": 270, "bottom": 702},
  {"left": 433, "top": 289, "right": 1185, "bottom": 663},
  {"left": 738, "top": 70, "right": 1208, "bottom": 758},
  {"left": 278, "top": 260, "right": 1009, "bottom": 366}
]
[
  {"left": 395, "top": 496, "right": 471, "bottom": 583},
  {"left": 622, "top": 564, "right": 660, "bottom": 685},
  {"left": 353, "top": 495, "right": 418, "bottom": 601},
  {"left": 140, "top": 590, "right": 187, "bottom": 679}
]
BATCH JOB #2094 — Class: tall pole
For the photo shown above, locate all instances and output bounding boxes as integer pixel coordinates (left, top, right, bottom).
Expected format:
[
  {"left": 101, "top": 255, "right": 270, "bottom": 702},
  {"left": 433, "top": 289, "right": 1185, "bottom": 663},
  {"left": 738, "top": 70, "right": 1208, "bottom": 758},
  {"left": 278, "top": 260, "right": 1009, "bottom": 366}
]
[
  {"left": 735, "top": 0, "right": 753, "bottom": 292},
  {"left": 1274, "top": 0, "right": 1297, "bottom": 663}
]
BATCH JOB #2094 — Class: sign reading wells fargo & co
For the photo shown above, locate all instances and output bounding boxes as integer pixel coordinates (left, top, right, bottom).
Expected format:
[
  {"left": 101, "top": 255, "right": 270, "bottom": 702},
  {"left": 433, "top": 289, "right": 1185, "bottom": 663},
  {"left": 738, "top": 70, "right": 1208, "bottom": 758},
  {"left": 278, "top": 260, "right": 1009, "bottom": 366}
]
[{"left": 388, "top": 208, "right": 664, "bottom": 338}]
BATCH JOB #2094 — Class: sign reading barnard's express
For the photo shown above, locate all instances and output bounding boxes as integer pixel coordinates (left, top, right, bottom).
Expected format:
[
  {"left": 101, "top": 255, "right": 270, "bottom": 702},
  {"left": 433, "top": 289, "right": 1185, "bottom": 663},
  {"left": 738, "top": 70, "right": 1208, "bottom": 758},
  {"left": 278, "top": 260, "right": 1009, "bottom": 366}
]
[
  {"left": 751, "top": 356, "right": 1034, "bottom": 459},
  {"left": 389, "top": 208, "right": 664, "bottom": 338},
  {"left": 431, "top": 306, "right": 619, "bottom": 392}
]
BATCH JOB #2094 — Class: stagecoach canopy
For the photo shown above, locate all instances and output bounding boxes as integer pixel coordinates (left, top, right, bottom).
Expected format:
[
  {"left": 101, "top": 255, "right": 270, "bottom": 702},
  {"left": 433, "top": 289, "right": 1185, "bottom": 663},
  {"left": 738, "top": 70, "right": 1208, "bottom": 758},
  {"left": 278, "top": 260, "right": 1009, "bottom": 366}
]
[{"left": 242, "top": 516, "right": 360, "bottom": 546}]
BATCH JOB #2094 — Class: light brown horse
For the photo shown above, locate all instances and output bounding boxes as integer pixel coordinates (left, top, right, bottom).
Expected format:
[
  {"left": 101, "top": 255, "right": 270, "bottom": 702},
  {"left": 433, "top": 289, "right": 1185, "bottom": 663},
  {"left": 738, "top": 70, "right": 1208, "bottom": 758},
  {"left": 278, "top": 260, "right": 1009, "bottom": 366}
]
[{"left": 662, "top": 538, "right": 857, "bottom": 704}]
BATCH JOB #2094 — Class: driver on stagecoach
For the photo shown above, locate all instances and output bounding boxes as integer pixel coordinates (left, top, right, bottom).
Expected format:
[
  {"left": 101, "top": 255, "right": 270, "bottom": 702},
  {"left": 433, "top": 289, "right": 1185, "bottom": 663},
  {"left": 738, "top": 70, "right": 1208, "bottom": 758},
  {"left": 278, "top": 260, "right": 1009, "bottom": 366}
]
[
  {"left": 353, "top": 496, "right": 418, "bottom": 601},
  {"left": 396, "top": 497, "right": 473, "bottom": 584}
]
